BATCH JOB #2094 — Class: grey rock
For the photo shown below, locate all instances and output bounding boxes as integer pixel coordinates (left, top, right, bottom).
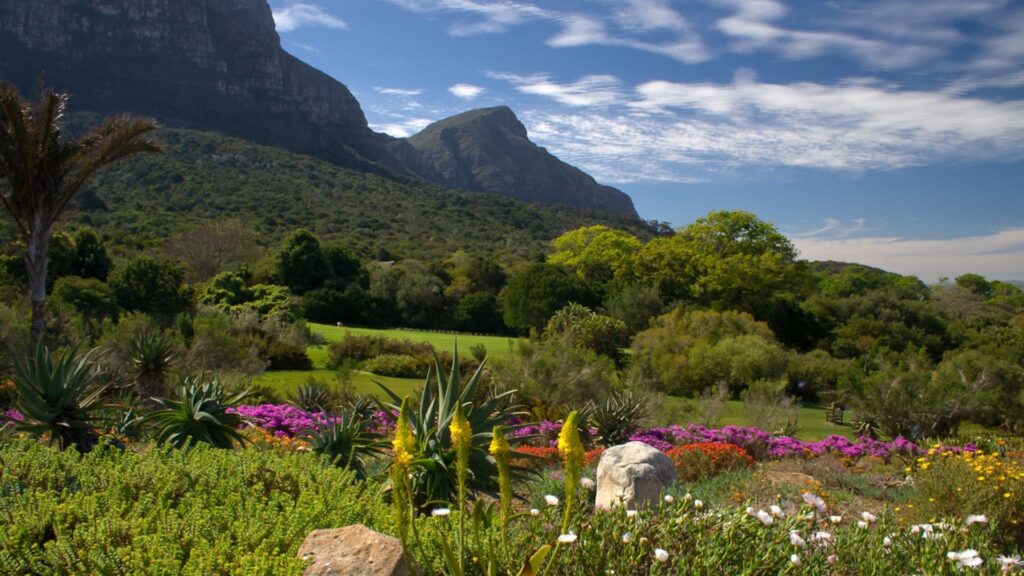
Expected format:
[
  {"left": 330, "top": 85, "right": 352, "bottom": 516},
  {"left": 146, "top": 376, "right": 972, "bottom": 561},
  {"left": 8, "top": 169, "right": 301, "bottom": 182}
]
[
  {"left": 595, "top": 441, "right": 677, "bottom": 510},
  {"left": 298, "top": 525, "right": 408, "bottom": 576}
]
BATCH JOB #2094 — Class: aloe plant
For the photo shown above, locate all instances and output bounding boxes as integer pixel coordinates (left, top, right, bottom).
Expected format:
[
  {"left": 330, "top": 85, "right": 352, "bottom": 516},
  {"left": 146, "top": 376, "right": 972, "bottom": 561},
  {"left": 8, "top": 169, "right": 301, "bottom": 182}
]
[
  {"left": 305, "top": 410, "right": 387, "bottom": 480},
  {"left": 13, "top": 346, "right": 107, "bottom": 452},
  {"left": 145, "top": 375, "right": 248, "bottom": 449},
  {"left": 376, "top": 347, "right": 528, "bottom": 506},
  {"left": 128, "top": 331, "right": 175, "bottom": 401}
]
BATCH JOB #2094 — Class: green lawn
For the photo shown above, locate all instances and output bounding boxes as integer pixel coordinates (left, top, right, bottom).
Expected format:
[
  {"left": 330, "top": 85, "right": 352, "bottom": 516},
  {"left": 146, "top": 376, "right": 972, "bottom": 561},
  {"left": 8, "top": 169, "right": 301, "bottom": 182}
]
[
  {"left": 309, "top": 323, "right": 522, "bottom": 359},
  {"left": 252, "top": 368, "right": 422, "bottom": 399},
  {"left": 254, "top": 324, "right": 852, "bottom": 441},
  {"left": 653, "top": 396, "right": 855, "bottom": 441}
]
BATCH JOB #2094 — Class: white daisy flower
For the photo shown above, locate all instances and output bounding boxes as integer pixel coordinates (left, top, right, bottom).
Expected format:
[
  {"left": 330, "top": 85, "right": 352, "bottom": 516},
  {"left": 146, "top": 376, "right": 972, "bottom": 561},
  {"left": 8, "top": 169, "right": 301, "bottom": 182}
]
[
  {"left": 544, "top": 494, "right": 559, "bottom": 507},
  {"left": 693, "top": 499, "right": 704, "bottom": 510},
  {"left": 431, "top": 508, "right": 451, "bottom": 517},
  {"left": 558, "top": 533, "right": 578, "bottom": 544},
  {"left": 829, "top": 515, "right": 843, "bottom": 524},
  {"left": 770, "top": 504, "right": 785, "bottom": 518},
  {"left": 621, "top": 532, "right": 633, "bottom": 544},
  {"left": 789, "top": 531, "right": 806, "bottom": 548},
  {"left": 790, "top": 554, "right": 801, "bottom": 566},
  {"left": 626, "top": 509, "right": 639, "bottom": 518},
  {"left": 755, "top": 509, "right": 774, "bottom": 526},
  {"left": 580, "top": 478, "right": 596, "bottom": 490},
  {"left": 530, "top": 508, "right": 540, "bottom": 516},
  {"left": 664, "top": 494, "right": 675, "bottom": 504},
  {"left": 654, "top": 549, "right": 669, "bottom": 563},
  {"left": 861, "top": 511, "right": 878, "bottom": 523},
  {"left": 857, "top": 520, "right": 869, "bottom": 529},
  {"left": 965, "top": 514, "right": 988, "bottom": 526}
]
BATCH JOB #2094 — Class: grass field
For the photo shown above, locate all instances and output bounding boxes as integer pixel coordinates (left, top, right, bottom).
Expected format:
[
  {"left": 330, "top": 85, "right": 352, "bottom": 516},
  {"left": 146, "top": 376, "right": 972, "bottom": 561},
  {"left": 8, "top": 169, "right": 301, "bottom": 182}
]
[
  {"left": 253, "top": 325, "right": 853, "bottom": 441},
  {"left": 308, "top": 323, "right": 522, "bottom": 359}
]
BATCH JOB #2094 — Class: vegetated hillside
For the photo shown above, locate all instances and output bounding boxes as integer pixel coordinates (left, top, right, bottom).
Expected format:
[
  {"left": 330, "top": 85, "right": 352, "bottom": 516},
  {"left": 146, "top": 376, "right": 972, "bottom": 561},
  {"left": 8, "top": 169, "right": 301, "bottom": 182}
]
[
  {"left": 408, "top": 106, "right": 637, "bottom": 217},
  {"left": 72, "top": 127, "right": 654, "bottom": 260}
]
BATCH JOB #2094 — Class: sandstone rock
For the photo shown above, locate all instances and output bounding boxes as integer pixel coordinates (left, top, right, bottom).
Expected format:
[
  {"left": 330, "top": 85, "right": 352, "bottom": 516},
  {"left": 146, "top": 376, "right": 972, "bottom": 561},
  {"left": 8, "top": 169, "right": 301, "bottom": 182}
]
[
  {"left": 595, "top": 441, "right": 677, "bottom": 510},
  {"left": 298, "top": 525, "right": 409, "bottom": 576}
]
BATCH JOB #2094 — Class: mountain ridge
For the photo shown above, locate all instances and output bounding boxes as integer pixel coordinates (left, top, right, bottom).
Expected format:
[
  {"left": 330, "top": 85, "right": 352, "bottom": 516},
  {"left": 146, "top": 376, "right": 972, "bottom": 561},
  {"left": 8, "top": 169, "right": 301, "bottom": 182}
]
[{"left": 0, "top": 0, "right": 638, "bottom": 217}]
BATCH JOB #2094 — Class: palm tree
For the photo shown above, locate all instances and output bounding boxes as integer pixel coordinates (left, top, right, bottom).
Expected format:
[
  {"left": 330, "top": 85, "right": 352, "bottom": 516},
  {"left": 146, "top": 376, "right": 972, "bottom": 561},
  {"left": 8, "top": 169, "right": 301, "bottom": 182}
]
[{"left": 0, "top": 82, "right": 161, "bottom": 346}]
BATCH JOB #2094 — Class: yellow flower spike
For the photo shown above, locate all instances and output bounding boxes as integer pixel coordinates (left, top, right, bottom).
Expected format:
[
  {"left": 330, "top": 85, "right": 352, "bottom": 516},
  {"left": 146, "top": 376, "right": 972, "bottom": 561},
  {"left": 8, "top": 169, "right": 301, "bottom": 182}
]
[
  {"left": 558, "top": 411, "right": 585, "bottom": 533},
  {"left": 491, "top": 425, "right": 513, "bottom": 529}
]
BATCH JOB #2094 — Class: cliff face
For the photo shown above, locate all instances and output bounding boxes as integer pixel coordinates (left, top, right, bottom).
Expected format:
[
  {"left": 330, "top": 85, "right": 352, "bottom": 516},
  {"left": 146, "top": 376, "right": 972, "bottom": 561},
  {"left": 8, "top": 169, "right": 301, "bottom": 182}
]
[
  {"left": 0, "top": 0, "right": 636, "bottom": 216},
  {"left": 0, "top": 0, "right": 401, "bottom": 171}
]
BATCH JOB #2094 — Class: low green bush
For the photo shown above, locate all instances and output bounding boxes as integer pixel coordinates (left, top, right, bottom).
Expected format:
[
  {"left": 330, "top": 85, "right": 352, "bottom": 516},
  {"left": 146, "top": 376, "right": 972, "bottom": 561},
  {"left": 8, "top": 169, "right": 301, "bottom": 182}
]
[
  {"left": 361, "top": 353, "right": 425, "bottom": 378},
  {"left": 0, "top": 440, "right": 394, "bottom": 575}
]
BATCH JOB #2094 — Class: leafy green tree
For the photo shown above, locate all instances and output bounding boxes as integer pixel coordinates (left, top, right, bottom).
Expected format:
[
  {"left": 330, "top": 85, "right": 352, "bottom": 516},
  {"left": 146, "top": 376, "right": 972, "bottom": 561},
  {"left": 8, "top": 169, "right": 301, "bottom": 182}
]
[
  {"left": 51, "top": 275, "right": 118, "bottom": 324},
  {"left": 602, "top": 284, "right": 665, "bottom": 334},
  {"left": 0, "top": 83, "right": 160, "bottom": 346},
  {"left": 631, "top": 308, "right": 779, "bottom": 396},
  {"left": 543, "top": 302, "right": 629, "bottom": 362},
  {"left": 955, "top": 273, "right": 993, "bottom": 298},
  {"left": 199, "top": 271, "right": 297, "bottom": 321},
  {"left": 163, "top": 220, "right": 261, "bottom": 282},
  {"left": 453, "top": 291, "right": 505, "bottom": 334},
  {"left": 549, "top": 225, "right": 641, "bottom": 288},
  {"left": 500, "top": 263, "right": 596, "bottom": 333},
  {"left": 323, "top": 245, "right": 362, "bottom": 287},
  {"left": 110, "top": 257, "right": 192, "bottom": 323},
  {"left": 277, "top": 229, "right": 331, "bottom": 294},
  {"left": 71, "top": 228, "right": 111, "bottom": 281}
]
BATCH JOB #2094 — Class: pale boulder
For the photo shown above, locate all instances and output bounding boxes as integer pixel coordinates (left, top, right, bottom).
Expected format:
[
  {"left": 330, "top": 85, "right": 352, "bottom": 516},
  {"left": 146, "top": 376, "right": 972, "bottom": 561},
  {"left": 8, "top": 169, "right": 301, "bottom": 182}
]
[
  {"left": 595, "top": 441, "right": 677, "bottom": 510},
  {"left": 298, "top": 525, "right": 409, "bottom": 576}
]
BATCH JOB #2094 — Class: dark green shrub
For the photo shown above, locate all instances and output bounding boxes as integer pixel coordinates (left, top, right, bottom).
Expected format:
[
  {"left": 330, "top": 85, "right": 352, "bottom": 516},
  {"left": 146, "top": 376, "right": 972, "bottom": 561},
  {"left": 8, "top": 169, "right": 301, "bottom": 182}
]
[{"left": 257, "top": 336, "right": 312, "bottom": 371}]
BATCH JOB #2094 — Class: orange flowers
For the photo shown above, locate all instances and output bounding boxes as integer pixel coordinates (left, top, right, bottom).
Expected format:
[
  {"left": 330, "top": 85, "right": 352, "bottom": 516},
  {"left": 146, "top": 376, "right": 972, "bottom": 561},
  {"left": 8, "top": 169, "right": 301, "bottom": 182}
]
[{"left": 666, "top": 442, "right": 754, "bottom": 482}]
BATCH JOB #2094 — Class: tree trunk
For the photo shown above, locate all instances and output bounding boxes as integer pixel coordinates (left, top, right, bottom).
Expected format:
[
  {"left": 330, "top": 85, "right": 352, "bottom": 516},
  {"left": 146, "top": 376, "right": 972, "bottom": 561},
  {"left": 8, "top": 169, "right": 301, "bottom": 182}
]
[{"left": 26, "top": 215, "right": 51, "bottom": 348}]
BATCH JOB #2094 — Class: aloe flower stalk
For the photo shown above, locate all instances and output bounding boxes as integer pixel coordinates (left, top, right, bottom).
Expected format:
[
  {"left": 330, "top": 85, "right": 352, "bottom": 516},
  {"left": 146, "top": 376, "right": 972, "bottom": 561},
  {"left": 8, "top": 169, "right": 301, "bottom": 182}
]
[
  {"left": 490, "top": 424, "right": 513, "bottom": 530},
  {"left": 450, "top": 400, "right": 472, "bottom": 568},
  {"left": 558, "top": 411, "right": 585, "bottom": 533},
  {"left": 390, "top": 397, "right": 416, "bottom": 574}
]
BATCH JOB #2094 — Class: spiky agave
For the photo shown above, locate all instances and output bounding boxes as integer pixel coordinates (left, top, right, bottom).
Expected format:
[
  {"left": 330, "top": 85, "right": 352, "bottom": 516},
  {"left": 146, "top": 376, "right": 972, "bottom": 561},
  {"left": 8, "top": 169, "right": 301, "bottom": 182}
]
[
  {"left": 145, "top": 375, "right": 248, "bottom": 449},
  {"left": 13, "top": 345, "right": 107, "bottom": 452},
  {"left": 375, "top": 346, "right": 530, "bottom": 506}
]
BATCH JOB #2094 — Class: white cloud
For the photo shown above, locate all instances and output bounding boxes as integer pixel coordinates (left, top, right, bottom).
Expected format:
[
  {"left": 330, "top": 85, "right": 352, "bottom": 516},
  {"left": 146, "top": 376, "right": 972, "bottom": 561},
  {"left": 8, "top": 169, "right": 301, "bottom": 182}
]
[
  {"left": 386, "top": 0, "right": 551, "bottom": 35},
  {"left": 791, "top": 228, "right": 1024, "bottom": 282},
  {"left": 374, "top": 87, "right": 425, "bottom": 96},
  {"left": 448, "top": 83, "right": 486, "bottom": 100},
  {"left": 498, "top": 72, "right": 1024, "bottom": 183},
  {"left": 386, "top": 0, "right": 708, "bottom": 63},
  {"left": 489, "top": 72, "right": 623, "bottom": 107},
  {"left": 712, "top": 0, "right": 941, "bottom": 68},
  {"left": 370, "top": 117, "right": 435, "bottom": 138},
  {"left": 272, "top": 3, "right": 347, "bottom": 32}
]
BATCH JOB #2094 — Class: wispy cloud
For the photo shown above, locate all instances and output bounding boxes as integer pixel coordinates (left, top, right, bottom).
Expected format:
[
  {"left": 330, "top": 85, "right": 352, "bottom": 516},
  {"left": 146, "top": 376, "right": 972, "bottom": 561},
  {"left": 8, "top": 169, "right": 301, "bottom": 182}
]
[
  {"left": 448, "top": 83, "right": 486, "bottom": 100},
  {"left": 488, "top": 72, "right": 623, "bottom": 107},
  {"left": 273, "top": 3, "right": 347, "bottom": 32},
  {"left": 289, "top": 42, "right": 320, "bottom": 53},
  {"left": 489, "top": 70, "right": 1024, "bottom": 183},
  {"left": 386, "top": 0, "right": 708, "bottom": 64},
  {"left": 791, "top": 228, "right": 1024, "bottom": 282},
  {"left": 712, "top": 0, "right": 939, "bottom": 69},
  {"left": 374, "top": 86, "right": 425, "bottom": 96},
  {"left": 791, "top": 218, "right": 866, "bottom": 238}
]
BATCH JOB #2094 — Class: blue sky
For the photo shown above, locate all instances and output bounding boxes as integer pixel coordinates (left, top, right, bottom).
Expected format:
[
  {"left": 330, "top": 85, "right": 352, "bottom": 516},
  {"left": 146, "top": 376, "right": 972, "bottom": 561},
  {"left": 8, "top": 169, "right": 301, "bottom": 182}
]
[{"left": 268, "top": 0, "right": 1024, "bottom": 282}]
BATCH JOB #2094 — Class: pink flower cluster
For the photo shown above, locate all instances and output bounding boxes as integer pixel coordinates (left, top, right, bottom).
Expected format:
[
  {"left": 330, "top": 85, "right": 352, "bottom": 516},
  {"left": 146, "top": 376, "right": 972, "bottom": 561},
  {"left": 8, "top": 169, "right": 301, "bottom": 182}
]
[
  {"left": 2, "top": 408, "right": 23, "bottom": 423},
  {"left": 510, "top": 420, "right": 978, "bottom": 462},
  {"left": 227, "top": 404, "right": 396, "bottom": 437}
]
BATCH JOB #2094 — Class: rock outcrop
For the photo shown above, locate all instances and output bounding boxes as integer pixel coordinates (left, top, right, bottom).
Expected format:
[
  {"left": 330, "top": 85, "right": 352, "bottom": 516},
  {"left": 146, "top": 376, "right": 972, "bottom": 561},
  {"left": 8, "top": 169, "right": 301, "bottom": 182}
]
[{"left": 408, "top": 107, "right": 637, "bottom": 217}]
